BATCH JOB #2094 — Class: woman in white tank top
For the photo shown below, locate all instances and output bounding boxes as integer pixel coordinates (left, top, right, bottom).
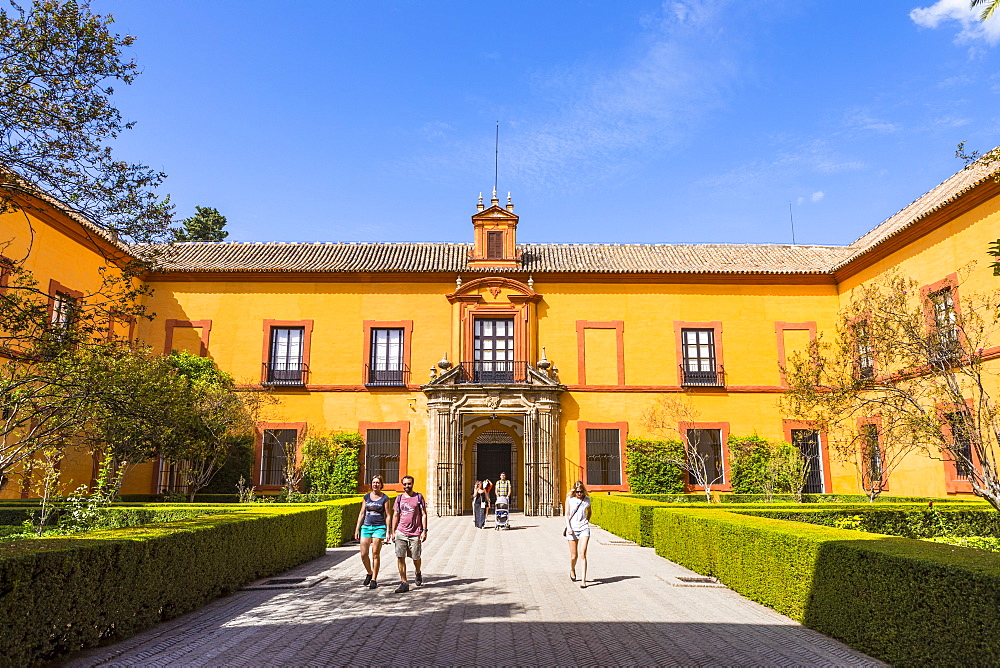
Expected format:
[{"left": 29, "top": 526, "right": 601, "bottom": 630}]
[{"left": 565, "top": 480, "right": 592, "bottom": 588}]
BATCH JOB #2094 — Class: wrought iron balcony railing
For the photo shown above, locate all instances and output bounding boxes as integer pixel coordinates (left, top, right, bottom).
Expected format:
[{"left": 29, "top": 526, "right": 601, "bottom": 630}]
[
  {"left": 457, "top": 360, "right": 530, "bottom": 384},
  {"left": 263, "top": 361, "right": 309, "bottom": 386},
  {"left": 680, "top": 364, "right": 725, "bottom": 387},
  {"left": 365, "top": 364, "right": 410, "bottom": 387}
]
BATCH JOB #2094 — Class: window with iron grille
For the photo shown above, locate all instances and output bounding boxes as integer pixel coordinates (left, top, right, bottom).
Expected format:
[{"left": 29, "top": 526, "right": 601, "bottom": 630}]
[
  {"left": 860, "top": 423, "right": 882, "bottom": 485},
  {"left": 51, "top": 291, "right": 77, "bottom": 327},
  {"left": 791, "top": 429, "right": 824, "bottom": 493},
  {"left": 585, "top": 428, "right": 621, "bottom": 486},
  {"left": 946, "top": 411, "right": 973, "bottom": 480},
  {"left": 853, "top": 320, "right": 874, "bottom": 379},
  {"left": 681, "top": 329, "right": 719, "bottom": 384},
  {"left": 369, "top": 328, "right": 405, "bottom": 385},
  {"left": 686, "top": 428, "right": 724, "bottom": 484},
  {"left": 268, "top": 327, "right": 304, "bottom": 383},
  {"left": 929, "top": 287, "right": 959, "bottom": 359},
  {"left": 365, "top": 428, "right": 400, "bottom": 484},
  {"left": 261, "top": 428, "right": 297, "bottom": 486},
  {"left": 158, "top": 457, "right": 191, "bottom": 494},
  {"left": 486, "top": 231, "right": 503, "bottom": 259}
]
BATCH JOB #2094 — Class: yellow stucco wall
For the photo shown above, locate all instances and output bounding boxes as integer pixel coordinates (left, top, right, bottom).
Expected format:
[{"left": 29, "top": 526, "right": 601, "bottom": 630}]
[
  {"left": 0, "top": 205, "right": 134, "bottom": 499},
  {"left": 6, "top": 176, "right": 1000, "bottom": 504}
]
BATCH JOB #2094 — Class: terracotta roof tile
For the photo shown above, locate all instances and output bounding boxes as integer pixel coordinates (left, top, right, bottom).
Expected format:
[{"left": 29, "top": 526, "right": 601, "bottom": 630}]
[
  {"left": 153, "top": 241, "right": 852, "bottom": 274},
  {"left": 77, "top": 151, "right": 996, "bottom": 277}
]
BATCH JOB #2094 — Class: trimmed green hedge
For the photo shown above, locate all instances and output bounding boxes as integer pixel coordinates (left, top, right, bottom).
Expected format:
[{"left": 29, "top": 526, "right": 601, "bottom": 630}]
[
  {"left": 117, "top": 493, "right": 359, "bottom": 503},
  {"left": 622, "top": 493, "right": 712, "bottom": 504},
  {"left": 730, "top": 507, "right": 1000, "bottom": 538},
  {"left": 651, "top": 506, "right": 1000, "bottom": 665},
  {"left": 589, "top": 495, "right": 665, "bottom": 546},
  {"left": 717, "top": 493, "right": 983, "bottom": 504},
  {"left": 0, "top": 505, "right": 230, "bottom": 529},
  {"left": 0, "top": 505, "right": 327, "bottom": 664},
  {"left": 320, "top": 497, "right": 364, "bottom": 546}
]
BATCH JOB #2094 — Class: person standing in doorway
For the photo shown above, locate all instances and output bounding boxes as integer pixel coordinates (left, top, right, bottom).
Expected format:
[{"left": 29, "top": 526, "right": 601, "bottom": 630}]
[
  {"left": 494, "top": 472, "right": 511, "bottom": 507},
  {"left": 472, "top": 480, "right": 490, "bottom": 529},
  {"left": 354, "top": 475, "right": 392, "bottom": 590},
  {"left": 390, "top": 475, "right": 428, "bottom": 593},
  {"left": 565, "top": 480, "right": 592, "bottom": 588}
]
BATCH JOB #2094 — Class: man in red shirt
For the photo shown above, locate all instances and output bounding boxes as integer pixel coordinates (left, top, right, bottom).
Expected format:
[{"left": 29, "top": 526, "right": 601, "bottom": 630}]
[{"left": 390, "top": 475, "right": 428, "bottom": 593}]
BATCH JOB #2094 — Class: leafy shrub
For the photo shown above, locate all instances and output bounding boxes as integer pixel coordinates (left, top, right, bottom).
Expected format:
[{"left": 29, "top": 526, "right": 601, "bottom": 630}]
[
  {"left": 0, "top": 506, "right": 327, "bottom": 664},
  {"left": 623, "top": 438, "right": 685, "bottom": 494},
  {"left": 650, "top": 506, "right": 1000, "bottom": 666},
  {"left": 301, "top": 432, "right": 363, "bottom": 494},
  {"left": 727, "top": 434, "right": 806, "bottom": 499}
]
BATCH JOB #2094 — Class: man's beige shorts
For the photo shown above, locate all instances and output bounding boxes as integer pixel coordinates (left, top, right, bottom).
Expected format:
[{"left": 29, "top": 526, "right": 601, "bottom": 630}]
[{"left": 394, "top": 532, "right": 422, "bottom": 560}]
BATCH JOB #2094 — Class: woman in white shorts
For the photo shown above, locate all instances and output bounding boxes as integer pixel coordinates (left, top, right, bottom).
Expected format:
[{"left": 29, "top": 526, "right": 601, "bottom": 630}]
[{"left": 565, "top": 480, "right": 592, "bottom": 588}]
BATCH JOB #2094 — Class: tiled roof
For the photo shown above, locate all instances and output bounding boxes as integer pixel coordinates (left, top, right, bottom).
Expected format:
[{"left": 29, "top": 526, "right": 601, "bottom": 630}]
[
  {"left": 834, "top": 155, "right": 1000, "bottom": 270},
  {"left": 153, "top": 241, "right": 854, "bottom": 274},
  {"left": 151, "top": 155, "right": 1000, "bottom": 277}
]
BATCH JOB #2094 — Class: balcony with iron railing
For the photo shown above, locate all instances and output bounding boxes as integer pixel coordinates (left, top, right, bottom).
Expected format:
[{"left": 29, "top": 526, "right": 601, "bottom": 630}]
[
  {"left": 680, "top": 364, "right": 725, "bottom": 387},
  {"left": 262, "top": 361, "right": 309, "bottom": 386},
  {"left": 365, "top": 364, "right": 410, "bottom": 387},
  {"left": 457, "top": 360, "right": 530, "bottom": 384}
]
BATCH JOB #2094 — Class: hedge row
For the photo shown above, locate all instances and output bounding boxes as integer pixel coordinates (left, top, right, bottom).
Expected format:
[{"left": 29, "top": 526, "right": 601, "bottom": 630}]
[
  {"left": 651, "top": 506, "right": 1000, "bottom": 665},
  {"left": 0, "top": 505, "right": 230, "bottom": 529},
  {"left": 731, "top": 507, "right": 1000, "bottom": 538},
  {"left": 0, "top": 505, "right": 327, "bottom": 664},
  {"left": 589, "top": 495, "right": 666, "bottom": 546},
  {"left": 718, "top": 493, "right": 983, "bottom": 504},
  {"left": 117, "top": 493, "right": 359, "bottom": 503},
  {"left": 321, "top": 497, "right": 364, "bottom": 546},
  {"left": 622, "top": 492, "right": 984, "bottom": 504}
]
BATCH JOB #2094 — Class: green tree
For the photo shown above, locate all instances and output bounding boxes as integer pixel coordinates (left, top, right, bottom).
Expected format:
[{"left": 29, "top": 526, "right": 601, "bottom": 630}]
[
  {"left": 79, "top": 346, "right": 195, "bottom": 498},
  {"left": 173, "top": 206, "right": 229, "bottom": 242},
  {"left": 161, "top": 350, "right": 267, "bottom": 501},
  {"left": 0, "top": 261, "right": 150, "bottom": 488},
  {"left": 972, "top": 0, "right": 999, "bottom": 21},
  {"left": 0, "top": 0, "right": 172, "bottom": 245},
  {"left": 782, "top": 271, "right": 1000, "bottom": 508}
]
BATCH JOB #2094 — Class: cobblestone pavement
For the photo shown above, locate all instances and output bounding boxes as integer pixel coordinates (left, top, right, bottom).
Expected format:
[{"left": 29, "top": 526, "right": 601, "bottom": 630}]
[{"left": 68, "top": 514, "right": 883, "bottom": 667}]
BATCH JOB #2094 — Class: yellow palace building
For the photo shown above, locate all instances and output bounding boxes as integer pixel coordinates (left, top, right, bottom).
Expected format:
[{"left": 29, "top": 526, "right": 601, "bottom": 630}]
[{"left": 3, "top": 159, "right": 1000, "bottom": 513}]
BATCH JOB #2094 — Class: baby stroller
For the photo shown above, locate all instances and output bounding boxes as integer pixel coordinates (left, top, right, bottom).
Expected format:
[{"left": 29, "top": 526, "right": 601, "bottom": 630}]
[{"left": 494, "top": 495, "right": 510, "bottom": 530}]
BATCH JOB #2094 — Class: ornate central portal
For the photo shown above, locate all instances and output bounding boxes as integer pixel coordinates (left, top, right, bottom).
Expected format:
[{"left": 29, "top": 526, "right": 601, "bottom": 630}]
[{"left": 423, "top": 366, "right": 564, "bottom": 517}]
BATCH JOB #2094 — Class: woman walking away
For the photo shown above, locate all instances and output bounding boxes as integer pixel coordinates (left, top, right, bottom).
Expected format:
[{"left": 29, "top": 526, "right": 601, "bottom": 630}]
[
  {"left": 354, "top": 475, "right": 392, "bottom": 590},
  {"left": 472, "top": 480, "right": 490, "bottom": 529},
  {"left": 565, "top": 480, "right": 592, "bottom": 588}
]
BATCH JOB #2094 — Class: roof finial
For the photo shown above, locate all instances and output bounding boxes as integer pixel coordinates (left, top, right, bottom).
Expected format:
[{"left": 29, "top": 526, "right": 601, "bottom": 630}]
[
  {"left": 506, "top": 191, "right": 514, "bottom": 213},
  {"left": 491, "top": 186, "right": 499, "bottom": 206},
  {"left": 477, "top": 192, "right": 484, "bottom": 211}
]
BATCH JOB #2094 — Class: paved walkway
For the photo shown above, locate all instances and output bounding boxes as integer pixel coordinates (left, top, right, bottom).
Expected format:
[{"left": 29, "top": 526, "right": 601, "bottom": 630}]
[{"left": 68, "top": 514, "right": 882, "bottom": 667}]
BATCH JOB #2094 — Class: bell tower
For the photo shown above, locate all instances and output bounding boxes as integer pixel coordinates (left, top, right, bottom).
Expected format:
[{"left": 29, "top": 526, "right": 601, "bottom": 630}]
[{"left": 469, "top": 189, "right": 520, "bottom": 269}]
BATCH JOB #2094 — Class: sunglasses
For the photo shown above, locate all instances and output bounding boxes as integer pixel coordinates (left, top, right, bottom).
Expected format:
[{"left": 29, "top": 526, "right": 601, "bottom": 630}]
[{"left": 573, "top": 490, "right": 584, "bottom": 494}]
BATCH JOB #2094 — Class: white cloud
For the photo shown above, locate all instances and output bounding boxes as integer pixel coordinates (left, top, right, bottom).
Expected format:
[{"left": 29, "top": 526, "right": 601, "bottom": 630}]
[
  {"left": 845, "top": 109, "right": 900, "bottom": 134},
  {"left": 811, "top": 191, "right": 824, "bottom": 203},
  {"left": 910, "top": 0, "right": 1000, "bottom": 45}
]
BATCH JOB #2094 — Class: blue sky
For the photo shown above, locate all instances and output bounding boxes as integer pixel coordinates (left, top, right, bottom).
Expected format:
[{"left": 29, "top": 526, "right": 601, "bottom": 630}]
[{"left": 101, "top": 1, "right": 1000, "bottom": 246}]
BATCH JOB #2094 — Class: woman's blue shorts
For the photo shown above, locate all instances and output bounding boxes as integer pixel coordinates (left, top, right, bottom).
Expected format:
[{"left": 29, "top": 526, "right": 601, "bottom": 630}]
[{"left": 360, "top": 525, "right": 387, "bottom": 539}]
